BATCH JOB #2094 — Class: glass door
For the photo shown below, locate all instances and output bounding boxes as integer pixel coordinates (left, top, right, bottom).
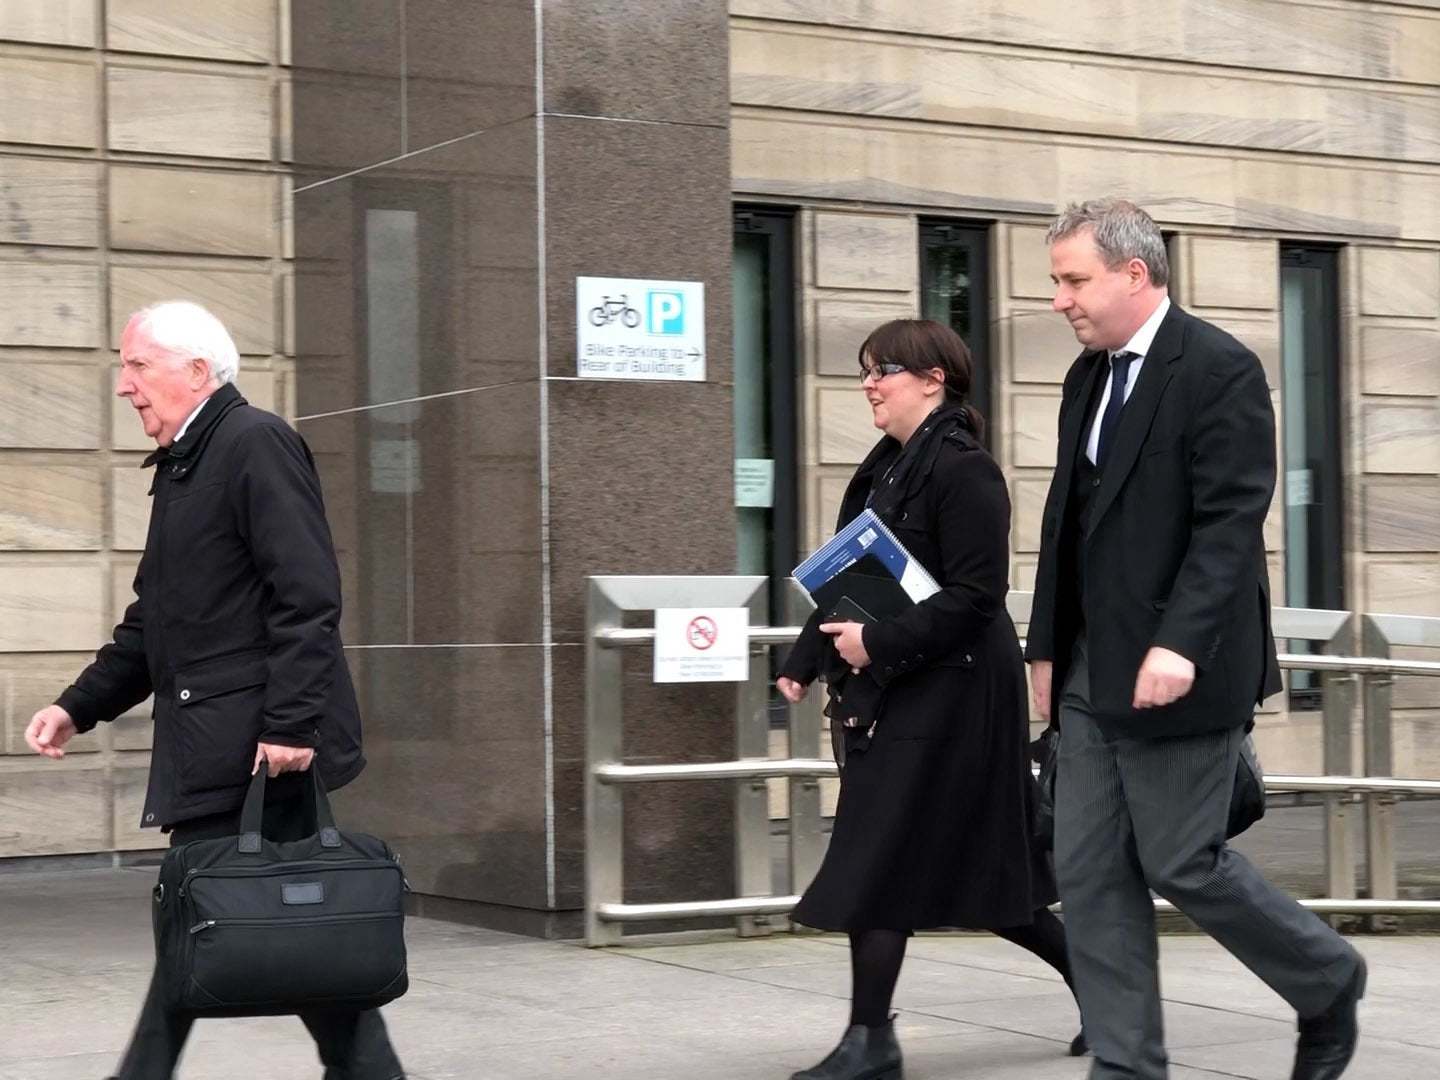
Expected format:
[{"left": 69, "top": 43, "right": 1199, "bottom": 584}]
[{"left": 732, "top": 207, "right": 798, "bottom": 628}]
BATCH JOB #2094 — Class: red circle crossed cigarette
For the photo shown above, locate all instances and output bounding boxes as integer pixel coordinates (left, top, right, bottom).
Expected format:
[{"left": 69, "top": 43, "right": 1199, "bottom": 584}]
[{"left": 687, "top": 616, "right": 718, "bottom": 651}]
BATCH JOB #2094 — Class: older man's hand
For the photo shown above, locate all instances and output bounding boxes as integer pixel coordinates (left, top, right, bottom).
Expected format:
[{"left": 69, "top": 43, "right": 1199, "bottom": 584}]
[
  {"left": 253, "top": 743, "right": 316, "bottom": 777},
  {"left": 25, "top": 705, "right": 78, "bottom": 760}
]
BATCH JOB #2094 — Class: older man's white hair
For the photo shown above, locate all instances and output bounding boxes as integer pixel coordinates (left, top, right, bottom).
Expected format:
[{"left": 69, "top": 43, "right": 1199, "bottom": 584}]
[{"left": 120, "top": 301, "right": 240, "bottom": 386}]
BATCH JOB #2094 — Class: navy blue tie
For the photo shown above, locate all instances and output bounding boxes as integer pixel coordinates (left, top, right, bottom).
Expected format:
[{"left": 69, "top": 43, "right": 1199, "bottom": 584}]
[{"left": 1095, "top": 351, "right": 1135, "bottom": 469}]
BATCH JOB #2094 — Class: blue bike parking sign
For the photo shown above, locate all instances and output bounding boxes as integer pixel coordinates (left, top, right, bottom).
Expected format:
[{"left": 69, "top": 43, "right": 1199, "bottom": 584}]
[
  {"left": 576, "top": 276, "right": 706, "bottom": 382},
  {"left": 646, "top": 291, "right": 686, "bottom": 335}
]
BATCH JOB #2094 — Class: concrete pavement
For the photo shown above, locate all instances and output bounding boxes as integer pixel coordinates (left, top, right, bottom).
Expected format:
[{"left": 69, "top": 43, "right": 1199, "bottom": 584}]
[{"left": 2, "top": 866, "right": 1438, "bottom": 1079}]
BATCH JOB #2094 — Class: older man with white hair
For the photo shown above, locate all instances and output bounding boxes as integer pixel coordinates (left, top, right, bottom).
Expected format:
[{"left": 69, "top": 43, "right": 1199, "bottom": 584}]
[{"left": 25, "top": 301, "right": 404, "bottom": 1079}]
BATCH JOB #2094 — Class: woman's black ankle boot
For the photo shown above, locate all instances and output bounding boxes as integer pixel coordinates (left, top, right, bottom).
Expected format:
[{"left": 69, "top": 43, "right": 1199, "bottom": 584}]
[{"left": 789, "top": 1018, "right": 903, "bottom": 1080}]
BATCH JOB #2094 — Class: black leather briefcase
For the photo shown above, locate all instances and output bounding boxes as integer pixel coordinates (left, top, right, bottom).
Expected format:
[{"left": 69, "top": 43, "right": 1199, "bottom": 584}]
[
  {"left": 152, "top": 766, "right": 409, "bottom": 1016},
  {"left": 1031, "top": 727, "right": 1266, "bottom": 848}
]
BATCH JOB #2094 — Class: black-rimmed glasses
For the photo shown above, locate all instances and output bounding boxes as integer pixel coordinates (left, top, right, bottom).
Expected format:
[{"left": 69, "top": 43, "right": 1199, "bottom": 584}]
[{"left": 858, "top": 361, "right": 909, "bottom": 383}]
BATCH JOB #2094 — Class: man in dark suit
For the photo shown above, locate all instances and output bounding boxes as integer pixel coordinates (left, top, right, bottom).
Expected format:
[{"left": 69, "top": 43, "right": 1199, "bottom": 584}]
[
  {"left": 1026, "top": 200, "right": 1365, "bottom": 1080},
  {"left": 24, "top": 301, "right": 404, "bottom": 1079}
]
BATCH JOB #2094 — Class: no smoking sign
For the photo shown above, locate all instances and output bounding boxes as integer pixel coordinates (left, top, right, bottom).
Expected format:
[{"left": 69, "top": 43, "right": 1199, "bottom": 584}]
[
  {"left": 687, "top": 616, "right": 718, "bottom": 651},
  {"left": 654, "top": 608, "right": 748, "bottom": 682}
]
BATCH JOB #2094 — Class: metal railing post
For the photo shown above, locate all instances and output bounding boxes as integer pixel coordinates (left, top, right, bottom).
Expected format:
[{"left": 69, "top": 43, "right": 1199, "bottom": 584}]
[
  {"left": 1361, "top": 616, "right": 1398, "bottom": 925},
  {"left": 735, "top": 586, "right": 775, "bottom": 937},
  {"left": 784, "top": 578, "right": 826, "bottom": 908},
  {"left": 1320, "top": 615, "right": 1358, "bottom": 907},
  {"left": 584, "top": 581, "right": 626, "bottom": 947},
  {"left": 583, "top": 575, "right": 769, "bottom": 946}
]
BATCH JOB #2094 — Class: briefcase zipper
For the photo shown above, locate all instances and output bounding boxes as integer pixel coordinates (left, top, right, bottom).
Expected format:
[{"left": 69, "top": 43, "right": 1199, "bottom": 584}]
[
  {"left": 189, "top": 911, "right": 401, "bottom": 935},
  {"left": 178, "top": 859, "right": 403, "bottom": 898}
]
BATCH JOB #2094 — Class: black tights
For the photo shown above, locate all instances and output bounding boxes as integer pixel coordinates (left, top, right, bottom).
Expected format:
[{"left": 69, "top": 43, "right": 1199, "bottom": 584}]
[
  {"left": 848, "top": 928, "right": 910, "bottom": 1027},
  {"left": 848, "top": 907, "right": 1075, "bottom": 1028}
]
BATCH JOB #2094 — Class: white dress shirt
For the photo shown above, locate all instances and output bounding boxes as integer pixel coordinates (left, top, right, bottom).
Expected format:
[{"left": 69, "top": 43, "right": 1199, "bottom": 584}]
[
  {"left": 1084, "top": 295, "right": 1171, "bottom": 464},
  {"left": 172, "top": 395, "right": 212, "bottom": 445}
]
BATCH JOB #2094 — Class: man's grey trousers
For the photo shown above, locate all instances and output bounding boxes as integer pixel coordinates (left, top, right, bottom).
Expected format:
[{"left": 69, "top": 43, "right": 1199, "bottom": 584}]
[{"left": 1055, "top": 644, "right": 1360, "bottom": 1079}]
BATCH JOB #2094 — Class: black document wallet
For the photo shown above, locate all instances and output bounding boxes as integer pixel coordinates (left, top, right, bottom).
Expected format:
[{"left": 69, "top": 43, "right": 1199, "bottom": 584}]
[{"left": 810, "top": 553, "right": 916, "bottom": 624}]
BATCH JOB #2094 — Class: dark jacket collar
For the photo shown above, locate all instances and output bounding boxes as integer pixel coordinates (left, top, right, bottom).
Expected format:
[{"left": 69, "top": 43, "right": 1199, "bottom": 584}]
[
  {"left": 142, "top": 382, "right": 246, "bottom": 468},
  {"left": 841, "top": 402, "right": 975, "bottom": 526}
]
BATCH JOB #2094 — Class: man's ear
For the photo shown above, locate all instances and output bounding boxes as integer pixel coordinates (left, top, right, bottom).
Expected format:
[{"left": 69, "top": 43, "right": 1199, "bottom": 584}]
[{"left": 190, "top": 357, "right": 214, "bottom": 389}]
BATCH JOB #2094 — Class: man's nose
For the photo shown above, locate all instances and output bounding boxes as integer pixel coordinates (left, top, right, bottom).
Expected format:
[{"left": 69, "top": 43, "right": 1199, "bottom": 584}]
[
  {"left": 1052, "top": 290, "right": 1071, "bottom": 312},
  {"left": 115, "top": 370, "right": 133, "bottom": 397}
]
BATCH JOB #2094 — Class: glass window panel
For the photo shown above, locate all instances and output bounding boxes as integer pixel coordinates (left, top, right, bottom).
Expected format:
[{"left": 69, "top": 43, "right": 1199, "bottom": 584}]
[
  {"left": 1280, "top": 245, "right": 1344, "bottom": 706},
  {"left": 919, "top": 221, "right": 991, "bottom": 443}
]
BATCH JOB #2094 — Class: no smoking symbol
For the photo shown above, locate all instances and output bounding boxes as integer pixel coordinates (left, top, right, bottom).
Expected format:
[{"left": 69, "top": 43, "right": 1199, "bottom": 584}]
[{"left": 687, "top": 615, "right": 718, "bottom": 651}]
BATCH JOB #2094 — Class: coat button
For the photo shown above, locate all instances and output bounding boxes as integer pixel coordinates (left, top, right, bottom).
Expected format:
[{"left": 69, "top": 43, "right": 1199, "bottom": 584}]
[
  {"left": 145, "top": 813, "right": 154, "bottom": 823},
  {"left": 179, "top": 689, "right": 191, "bottom": 701},
  {"left": 1092, "top": 477, "right": 1101, "bottom": 487},
  {"left": 964, "top": 654, "right": 973, "bottom": 663}
]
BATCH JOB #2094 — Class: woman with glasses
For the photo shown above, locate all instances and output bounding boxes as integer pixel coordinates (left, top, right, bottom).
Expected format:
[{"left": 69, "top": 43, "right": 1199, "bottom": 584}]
[{"left": 777, "top": 319, "right": 1083, "bottom": 1080}]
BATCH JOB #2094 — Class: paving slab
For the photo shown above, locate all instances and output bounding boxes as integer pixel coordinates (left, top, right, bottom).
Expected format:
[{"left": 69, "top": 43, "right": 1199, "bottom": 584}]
[{"left": 3, "top": 867, "right": 1440, "bottom": 1079}]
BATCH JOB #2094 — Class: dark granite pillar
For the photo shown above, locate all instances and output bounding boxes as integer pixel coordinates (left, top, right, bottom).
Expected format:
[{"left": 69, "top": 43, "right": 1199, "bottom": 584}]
[
  {"left": 538, "top": 1, "right": 739, "bottom": 916},
  {"left": 290, "top": 1, "right": 737, "bottom": 935}
]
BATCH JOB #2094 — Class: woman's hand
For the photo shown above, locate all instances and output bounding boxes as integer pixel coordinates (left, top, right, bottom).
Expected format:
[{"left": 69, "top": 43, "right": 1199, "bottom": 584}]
[
  {"left": 819, "top": 621, "right": 871, "bottom": 672},
  {"left": 776, "top": 676, "right": 809, "bottom": 704}
]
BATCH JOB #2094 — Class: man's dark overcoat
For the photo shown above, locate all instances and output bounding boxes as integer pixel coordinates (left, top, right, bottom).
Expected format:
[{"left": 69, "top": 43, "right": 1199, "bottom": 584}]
[
  {"left": 1024, "top": 303, "right": 1283, "bottom": 736},
  {"left": 58, "top": 383, "right": 364, "bottom": 827},
  {"left": 781, "top": 415, "right": 1055, "bottom": 932}
]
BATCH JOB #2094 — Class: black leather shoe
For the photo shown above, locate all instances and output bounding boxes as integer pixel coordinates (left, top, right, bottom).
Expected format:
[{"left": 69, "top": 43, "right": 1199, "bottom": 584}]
[
  {"left": 1068, "top": 1029, "right": 1088, "bottom": 1056},
  {"left": 1291, "top": 957, "right": 1366, "bottom": 1080},
  {"left": 790, "top": 1019, "right": 903, "bottom": 1080}
]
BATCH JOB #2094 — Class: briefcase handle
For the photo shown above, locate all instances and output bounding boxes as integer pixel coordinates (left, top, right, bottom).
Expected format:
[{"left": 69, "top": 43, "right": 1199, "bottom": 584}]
[{"left": 238, "top": 759, "right": 343, "bottom": 854}]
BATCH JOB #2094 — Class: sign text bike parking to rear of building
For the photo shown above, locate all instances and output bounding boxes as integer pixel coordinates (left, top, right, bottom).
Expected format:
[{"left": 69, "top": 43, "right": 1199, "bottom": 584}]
[{"left": 575, "top": 276, "right": 706, "bottom": 382}]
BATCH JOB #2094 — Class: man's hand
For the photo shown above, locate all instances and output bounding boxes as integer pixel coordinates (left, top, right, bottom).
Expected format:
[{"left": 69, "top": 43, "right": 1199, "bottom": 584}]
[
  {"left": 819, "top": 621, "right": 871, "bottom": 672},
  {"left": 253, "top": 743, "right": 315, "bottom": 777},
  {"left": 25, "top": 706, "right": 77, "bottom": 760},
  {"left": 776, "top": 676, "right": 809, "bottom": 704},
  {"left": 1030, "top": 660, "right": 1053, "bottom": 720},
  {"left": 1133, "top": 647, "right": 1196, "bottom": 709}
]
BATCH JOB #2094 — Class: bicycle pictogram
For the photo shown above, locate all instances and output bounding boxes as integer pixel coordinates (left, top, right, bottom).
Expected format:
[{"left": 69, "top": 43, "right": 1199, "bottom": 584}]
[{"left": 588, "top": 294, "right": 641, "bottom": 328}]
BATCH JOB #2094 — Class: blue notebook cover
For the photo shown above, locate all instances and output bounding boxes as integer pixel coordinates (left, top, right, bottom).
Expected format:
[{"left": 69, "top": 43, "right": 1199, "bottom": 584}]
[{"left": 793, "top": 509, "right": 940, "bottom": 617}]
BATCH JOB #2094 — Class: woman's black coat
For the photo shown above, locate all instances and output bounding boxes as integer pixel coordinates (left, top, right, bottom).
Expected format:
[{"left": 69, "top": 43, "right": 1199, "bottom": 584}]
[{"left": 781, "top": 419, "right": 1056, "bottom": 932}]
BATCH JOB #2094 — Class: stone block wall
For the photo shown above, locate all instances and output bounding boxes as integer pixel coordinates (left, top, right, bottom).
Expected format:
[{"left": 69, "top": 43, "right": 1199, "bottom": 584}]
[
  {"left": 0, "top": 0, "right": 292, "bottom": 855},
  {"left": 732, "top": 0, "right": 1440, "bottom": 777}
]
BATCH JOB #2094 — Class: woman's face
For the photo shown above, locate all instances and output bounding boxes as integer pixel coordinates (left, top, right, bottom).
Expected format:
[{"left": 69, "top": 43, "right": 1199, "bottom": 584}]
[{"left": 860, "top": 352, "right": 945, "bottom": 439}]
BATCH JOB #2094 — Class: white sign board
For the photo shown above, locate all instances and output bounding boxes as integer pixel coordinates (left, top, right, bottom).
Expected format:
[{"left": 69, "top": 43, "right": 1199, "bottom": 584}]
[
  {"left": 576, "top": 276, "right": 706, "bottom": 381},
  {"left": 735, "top": 457, "right": 775, "bottom": 508},
  {"left": 369, "top": 438, "right": 421, "bottom": 495},
  {"left": 653, "top": 607, "right": 749, "bottom": 683}
]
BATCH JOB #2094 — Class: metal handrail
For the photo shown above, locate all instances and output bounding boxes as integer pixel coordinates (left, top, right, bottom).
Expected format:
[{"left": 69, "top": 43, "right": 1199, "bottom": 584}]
[
  {"left": 596, "top": 759, "right": 838, "bottom": 783},
  {"left": 591, "top": 625, "right": 1440, "bottom": 679},
  {"left": 594, "top": 761, "right": 1440, "bottom": 795},
  {"left": 585, "top": 580, "right": 1440, "bottom": 944},
  {"left": 595, "top": 896, "right": 1440, "bottom": 922},
  {"left": 596, "top": 625, "right": 806, "bottom": 647}
]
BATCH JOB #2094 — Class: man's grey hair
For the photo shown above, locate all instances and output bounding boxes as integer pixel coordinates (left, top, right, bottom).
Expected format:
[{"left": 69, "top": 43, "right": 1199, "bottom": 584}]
[
  {"left": 120, "top": 300, "right": 240, "bottom": 386},
  {"left": 1046, "top": 198, "right": 1170, "bottom": 288}
]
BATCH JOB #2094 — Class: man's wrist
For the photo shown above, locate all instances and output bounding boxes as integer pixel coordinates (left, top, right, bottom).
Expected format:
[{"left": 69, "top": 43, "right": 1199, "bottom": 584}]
[{"left": 257, "top": 730, "right": 318, "bottom": 749}]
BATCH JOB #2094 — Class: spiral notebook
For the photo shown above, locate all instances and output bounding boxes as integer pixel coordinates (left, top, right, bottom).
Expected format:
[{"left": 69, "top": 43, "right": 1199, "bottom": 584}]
[{"left": 792, "top": 509, "right": 939, "bottom": 623}]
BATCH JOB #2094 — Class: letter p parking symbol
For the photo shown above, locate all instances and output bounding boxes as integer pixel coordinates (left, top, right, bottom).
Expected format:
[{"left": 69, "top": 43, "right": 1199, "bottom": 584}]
[{"left": 647, "top": 291, "right": 685, "bottom": 336}]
